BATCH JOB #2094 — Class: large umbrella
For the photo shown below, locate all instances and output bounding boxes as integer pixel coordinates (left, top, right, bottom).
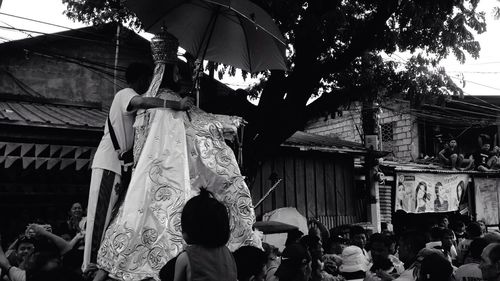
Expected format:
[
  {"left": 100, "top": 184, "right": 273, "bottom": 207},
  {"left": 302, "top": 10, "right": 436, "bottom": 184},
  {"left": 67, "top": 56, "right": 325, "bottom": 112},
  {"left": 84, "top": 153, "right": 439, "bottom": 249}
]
[{"left": 124, "top": 0, "right": 287, "bottom": 73}]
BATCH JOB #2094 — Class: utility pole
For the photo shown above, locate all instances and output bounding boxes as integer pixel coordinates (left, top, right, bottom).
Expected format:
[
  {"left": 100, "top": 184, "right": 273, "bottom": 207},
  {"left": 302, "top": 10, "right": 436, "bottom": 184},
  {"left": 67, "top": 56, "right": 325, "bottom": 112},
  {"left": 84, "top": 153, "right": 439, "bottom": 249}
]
[{"left": 362, "top": 98, "right": 381, "bottom": 233}]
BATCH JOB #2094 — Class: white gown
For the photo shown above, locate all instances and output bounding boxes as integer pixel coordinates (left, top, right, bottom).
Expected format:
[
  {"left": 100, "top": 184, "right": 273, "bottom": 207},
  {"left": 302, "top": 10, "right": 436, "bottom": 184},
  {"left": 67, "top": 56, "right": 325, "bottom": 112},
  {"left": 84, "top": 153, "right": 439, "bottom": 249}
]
[{"left": 96, "top": 89, "right": 260, "bottom": 281}]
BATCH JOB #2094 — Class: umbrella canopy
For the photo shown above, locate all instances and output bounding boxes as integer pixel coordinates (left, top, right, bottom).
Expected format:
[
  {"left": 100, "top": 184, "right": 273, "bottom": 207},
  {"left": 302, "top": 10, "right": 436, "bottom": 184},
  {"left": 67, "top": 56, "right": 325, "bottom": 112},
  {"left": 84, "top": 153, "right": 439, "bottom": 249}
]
[
  {"left": 125, "top": 0, "right": 287, "bottom": 73},
  {"left": 261, "top": 207, "right": 308, "bottom": 251},
  {"left": 254, "top": 221, "right": 299, "bottom": 234}
]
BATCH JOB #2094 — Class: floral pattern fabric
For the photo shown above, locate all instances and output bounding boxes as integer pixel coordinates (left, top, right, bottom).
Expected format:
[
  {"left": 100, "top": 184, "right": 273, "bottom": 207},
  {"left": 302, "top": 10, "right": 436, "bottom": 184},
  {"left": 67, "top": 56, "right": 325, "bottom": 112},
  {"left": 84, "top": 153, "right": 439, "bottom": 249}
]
[{"left": 97, "top": 89, "right": 260, "bottom": 281}]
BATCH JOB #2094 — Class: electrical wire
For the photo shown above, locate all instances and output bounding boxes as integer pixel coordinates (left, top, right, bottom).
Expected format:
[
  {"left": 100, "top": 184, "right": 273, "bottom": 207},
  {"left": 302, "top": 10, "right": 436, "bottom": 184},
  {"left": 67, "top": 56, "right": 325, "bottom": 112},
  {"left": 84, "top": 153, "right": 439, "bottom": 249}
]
[
  {"left": 450, "top": 75, "right": 500, "bottom": 92},
  {"left": 0, "top": 25, "right": 149, "bottom": 52},
  {"left": 1, "top": 68, "right": 44, "bottom": 97},
  {"left": 447, "top": 70, "right": 500, "bottom": 74},
  {"left": 0, "top": 12, "right": 101, "bottom": 37}
]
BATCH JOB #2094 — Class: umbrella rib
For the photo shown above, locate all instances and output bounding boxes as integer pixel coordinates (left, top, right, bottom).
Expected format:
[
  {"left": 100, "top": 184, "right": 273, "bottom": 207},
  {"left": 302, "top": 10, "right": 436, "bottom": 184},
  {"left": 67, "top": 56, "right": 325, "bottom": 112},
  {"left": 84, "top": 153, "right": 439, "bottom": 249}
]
[
  {"left": 236, "top": 13, "right": 253, "bottom": 73},
  {"left": 196, "top": 6, "right": 220, "bottom": 59},
  {"left": 204, "top": 0, "right": 286, "bottom": 46}
]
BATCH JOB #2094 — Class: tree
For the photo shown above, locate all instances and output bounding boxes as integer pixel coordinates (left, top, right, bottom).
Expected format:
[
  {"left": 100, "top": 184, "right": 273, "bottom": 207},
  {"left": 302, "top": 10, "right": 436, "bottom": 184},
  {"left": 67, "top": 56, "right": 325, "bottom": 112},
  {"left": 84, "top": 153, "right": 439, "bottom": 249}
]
[{"left": 63, "top": 0, "right": 486, "bottom": 165}]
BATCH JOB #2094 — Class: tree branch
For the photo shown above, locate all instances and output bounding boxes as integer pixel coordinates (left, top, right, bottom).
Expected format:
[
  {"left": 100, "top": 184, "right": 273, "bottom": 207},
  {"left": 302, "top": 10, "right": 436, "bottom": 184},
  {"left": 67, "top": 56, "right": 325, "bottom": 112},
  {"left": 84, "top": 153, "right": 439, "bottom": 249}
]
[{"left": 321, "top": 0, "right": 399, "bottom": 73}]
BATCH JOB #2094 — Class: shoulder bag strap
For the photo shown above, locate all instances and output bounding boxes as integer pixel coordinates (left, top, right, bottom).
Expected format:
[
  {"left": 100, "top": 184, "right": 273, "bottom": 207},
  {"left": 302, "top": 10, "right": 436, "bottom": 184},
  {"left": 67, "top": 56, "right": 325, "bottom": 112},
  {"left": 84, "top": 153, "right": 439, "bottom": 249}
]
[{"left": 107, "top": 116, "right": 121, "bottom": 152}]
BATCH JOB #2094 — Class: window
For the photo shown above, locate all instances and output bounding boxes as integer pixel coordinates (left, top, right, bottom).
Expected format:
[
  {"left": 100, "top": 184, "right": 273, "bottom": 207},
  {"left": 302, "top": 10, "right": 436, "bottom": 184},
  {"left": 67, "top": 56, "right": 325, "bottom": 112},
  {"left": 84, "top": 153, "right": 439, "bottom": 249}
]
[{"left": 381, "top": 122, "right": 394, "bottom": 142}]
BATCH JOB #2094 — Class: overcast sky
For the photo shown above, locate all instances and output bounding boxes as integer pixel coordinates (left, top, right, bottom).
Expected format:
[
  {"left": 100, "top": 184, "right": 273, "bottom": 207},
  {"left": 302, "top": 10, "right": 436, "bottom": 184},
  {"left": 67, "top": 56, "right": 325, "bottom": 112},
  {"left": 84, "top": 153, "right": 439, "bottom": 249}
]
[{"left": 1, "top": 0, "right": 500, "bottom": 96}]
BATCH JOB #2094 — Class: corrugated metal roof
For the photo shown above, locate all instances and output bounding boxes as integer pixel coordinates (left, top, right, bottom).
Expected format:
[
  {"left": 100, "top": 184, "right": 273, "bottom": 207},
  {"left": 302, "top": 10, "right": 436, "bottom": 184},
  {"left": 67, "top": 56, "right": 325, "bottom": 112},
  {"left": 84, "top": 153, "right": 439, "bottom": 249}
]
[
  {"left": 0, "top": 100, "right": 106, "bottom": 130},
  {"left": 283, "top": 131, "right": 367, "bottom": 153}
]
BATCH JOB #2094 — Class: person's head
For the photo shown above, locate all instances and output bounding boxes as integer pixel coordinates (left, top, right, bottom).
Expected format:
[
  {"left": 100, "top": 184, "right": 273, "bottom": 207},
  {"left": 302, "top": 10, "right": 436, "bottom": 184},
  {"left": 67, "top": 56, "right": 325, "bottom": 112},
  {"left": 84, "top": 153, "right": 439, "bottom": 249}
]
[
  {"left": 454, "top": 220, "right": 466, "bottom": 234},
  {"left": 349, "top": 225, "right": 367, "bottom": 249},
  {"left": 398, "top": 230, "right": 426, "bottom": 266},
  {"left": 478, "top": 220, "right": 488, "bottom": 234},
  {"left": 275, "top": 243, "right": 312, "bottom": 281},
  {"left": 285, "top": 229, "right": 304, "bottom": 246},
  {"left": 301, "top": 234, "right": 322, "bottom": 255},
  {"left": 160, "top": 63, "right": 181, "bottom": 92},
  {"left": 262, "top": 243, "right": 279, "bottom": 266},
  {"left": 180, "top": 188, "right": 229, "bottom": 248},
  {"left": 370, "top": 257, "right": 394, "bottom": 273},
  {"left": 25, "top": 250, "right": 62, "bottom": 274},
  {"left": 439, "top": 216, "right": 449, "bottom": 229},
  {"left": 466, "top": 222, "right": 483, "bottom": 239},
  {"left": 480, "top": 243, "right": 500, "bottom": 281},
  {"left": 434, "top": 182, "right": 444, "bottom": 198},
  {"left": 469, "top": 238, "right": 489, "bottom": 262},
  {"left": 368, "top": 233, "right": 392, "bottom": 262},
  {"left": 330, "top": 224, "right": 352, "bottom": 240},
  {"left": 233, "top": 246, "right": 268, "bottom": 281},
  {"left": 449, "top": 139, "right": 457, "bottom": 149},
  {"left": 429, "top": 226, "right": 444, "bottom": 242},
  {"left": 16, "top": 235, "right": 35, "bottom": 260},
  {"left": 418, "top": 251, "right": 453, "bottom": 281},
  {"left": 69, "top": 202, "right": 83, "bottom": 219},
  {"left": 484, "top": 232, "right": 500, "bottom": 244},
  {"left": 441, "top": 228, "right": 455, "bottom": 251},
  {"left": 327, "top": 235, "right": 349, "bottom": 255},
  {"left": 125, "top": 62, "right": 153, "bottom": 94},
  {"left": 25, "top": 250, "right": 76, "bottom": 281},
  {"left": 339, "top": 246, "right": 368, "bottom": 280}
]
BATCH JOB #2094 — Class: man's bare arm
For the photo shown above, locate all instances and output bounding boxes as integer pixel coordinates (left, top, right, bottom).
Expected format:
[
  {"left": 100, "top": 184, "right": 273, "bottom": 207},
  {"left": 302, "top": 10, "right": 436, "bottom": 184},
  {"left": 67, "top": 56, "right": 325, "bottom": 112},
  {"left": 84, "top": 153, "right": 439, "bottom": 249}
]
[{"left": 128, "top": 96, "right": 194, "bottom": 111}]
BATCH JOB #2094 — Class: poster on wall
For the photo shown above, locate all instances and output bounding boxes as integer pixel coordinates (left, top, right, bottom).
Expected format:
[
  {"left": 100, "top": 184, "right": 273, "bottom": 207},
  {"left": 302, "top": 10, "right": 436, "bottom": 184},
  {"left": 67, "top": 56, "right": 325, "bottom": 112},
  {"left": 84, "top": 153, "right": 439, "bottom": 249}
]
[
  {"left": 474, "top": 178, "right": 500, "bottom": 225},
  {"left": 395, "top": 173, "right": 469, "bottom": 213}
]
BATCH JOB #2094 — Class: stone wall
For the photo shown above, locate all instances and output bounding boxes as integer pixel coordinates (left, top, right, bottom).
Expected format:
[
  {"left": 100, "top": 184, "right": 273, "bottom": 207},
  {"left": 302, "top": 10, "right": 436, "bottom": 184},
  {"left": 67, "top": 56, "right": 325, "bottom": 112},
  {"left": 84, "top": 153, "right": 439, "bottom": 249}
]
[
  {"left": 305, "top": 104, "right": 363, "bottom": 143},
  {"left": 305, "top": 100, "right": 419, "bottom": 162}
]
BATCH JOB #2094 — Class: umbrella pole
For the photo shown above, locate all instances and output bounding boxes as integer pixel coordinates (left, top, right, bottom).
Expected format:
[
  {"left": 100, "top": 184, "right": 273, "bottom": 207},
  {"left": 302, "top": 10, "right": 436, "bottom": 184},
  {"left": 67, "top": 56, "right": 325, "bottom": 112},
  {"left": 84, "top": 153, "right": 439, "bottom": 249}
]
[
  {"left": 254, "top": 179, "right": 282, "bottom": 208},
  {"left": 193, "top": 7, "right": 220, "bottom": 107}
]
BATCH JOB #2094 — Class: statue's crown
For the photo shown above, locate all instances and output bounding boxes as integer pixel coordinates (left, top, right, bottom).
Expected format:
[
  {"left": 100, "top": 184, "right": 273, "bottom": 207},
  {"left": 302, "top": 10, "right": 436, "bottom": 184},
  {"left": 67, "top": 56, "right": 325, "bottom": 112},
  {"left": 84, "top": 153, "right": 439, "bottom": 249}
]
[{"left": 151, "top": 28, "right": 179, "bottom": 64}]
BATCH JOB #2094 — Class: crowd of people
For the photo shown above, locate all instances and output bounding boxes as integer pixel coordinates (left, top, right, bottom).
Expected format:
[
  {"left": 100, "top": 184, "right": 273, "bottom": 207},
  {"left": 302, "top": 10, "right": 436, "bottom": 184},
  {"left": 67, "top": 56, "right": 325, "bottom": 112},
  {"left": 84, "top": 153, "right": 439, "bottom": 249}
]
[
  {"left": 4, "top": 25, "right": 500, "bottom": 281},
  {"left": 3, "top": 202, "right": 500, "bottom": 281},
  {"left": 438, "top": 134, "right": 500, "bottom": 172}
]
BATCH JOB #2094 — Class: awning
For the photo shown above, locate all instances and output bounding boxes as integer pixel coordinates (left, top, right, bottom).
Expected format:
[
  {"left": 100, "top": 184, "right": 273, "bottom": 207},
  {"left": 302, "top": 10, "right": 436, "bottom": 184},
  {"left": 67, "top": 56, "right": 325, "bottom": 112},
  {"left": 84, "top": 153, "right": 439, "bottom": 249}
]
[{"left": 0, "top": 141, "right": 96, "bottom": 170}]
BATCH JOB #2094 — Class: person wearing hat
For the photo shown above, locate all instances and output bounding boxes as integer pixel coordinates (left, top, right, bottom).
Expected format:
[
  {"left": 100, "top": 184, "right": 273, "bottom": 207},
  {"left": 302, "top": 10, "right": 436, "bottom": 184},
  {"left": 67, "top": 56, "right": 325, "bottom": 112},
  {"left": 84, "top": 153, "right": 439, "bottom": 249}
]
[{"left": 339, "top": 245, "right": 369, "bottom": 281}]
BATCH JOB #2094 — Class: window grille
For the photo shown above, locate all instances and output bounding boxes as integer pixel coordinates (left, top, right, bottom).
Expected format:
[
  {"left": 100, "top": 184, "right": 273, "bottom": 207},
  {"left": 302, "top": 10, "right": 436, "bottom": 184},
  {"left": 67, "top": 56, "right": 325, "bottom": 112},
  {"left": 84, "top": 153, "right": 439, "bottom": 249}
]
[{"left": 381, "top": 122, "right": 394, "bottom": 142}]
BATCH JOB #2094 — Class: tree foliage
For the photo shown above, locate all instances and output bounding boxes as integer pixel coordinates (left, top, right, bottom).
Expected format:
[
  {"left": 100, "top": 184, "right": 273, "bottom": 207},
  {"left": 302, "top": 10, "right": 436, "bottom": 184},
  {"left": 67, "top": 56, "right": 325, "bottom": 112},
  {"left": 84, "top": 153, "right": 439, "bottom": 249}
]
[
  {"left": 63, "top": 0, "right": 487, "bottom": 163},
  {"left": 63, "top": 0, "right": 141, "bottom": 29}
]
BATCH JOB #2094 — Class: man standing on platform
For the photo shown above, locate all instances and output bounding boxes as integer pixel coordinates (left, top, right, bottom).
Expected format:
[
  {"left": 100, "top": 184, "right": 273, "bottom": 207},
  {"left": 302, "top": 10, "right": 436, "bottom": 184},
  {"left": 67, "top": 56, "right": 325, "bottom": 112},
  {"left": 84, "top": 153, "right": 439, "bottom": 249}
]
[{"left": 83, "top": 62, "right": 193, "bottom": 272}]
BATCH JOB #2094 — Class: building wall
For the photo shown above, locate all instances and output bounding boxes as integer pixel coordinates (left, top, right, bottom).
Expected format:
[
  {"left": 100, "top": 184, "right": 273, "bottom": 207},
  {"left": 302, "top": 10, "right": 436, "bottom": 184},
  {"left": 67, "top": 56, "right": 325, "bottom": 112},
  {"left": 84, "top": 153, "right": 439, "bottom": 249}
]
[
  {"left": 305, "top": 100, "right": 420, "bottom": 162},
  {"left": 305, "top": 105, "right": 363, "bottom": 144},
  {"left": 250, "top": 149, "right": 367, "bottom": 229},
  {"left": 0, "top": 28, "right": 151, "bottom": 106}
]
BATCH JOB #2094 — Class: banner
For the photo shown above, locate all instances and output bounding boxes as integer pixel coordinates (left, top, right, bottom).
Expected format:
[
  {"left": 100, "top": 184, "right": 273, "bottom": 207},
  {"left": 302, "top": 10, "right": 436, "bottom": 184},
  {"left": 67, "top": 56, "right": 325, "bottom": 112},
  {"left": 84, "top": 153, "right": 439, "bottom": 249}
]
[
  {"left": 395, "top": 173, "right": 470, "bottom": 213},
  {"left": 475, "top": 178, "right": 500, "bottom": 225}
]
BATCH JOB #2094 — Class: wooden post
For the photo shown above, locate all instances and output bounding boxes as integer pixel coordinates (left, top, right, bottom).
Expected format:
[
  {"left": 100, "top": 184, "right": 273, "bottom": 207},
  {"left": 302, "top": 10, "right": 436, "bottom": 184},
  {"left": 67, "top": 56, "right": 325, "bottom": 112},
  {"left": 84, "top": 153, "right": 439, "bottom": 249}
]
[
  {"left": 113, "top": 24, "right": 120, "bottom": 95},
  {"left": 363, "top": 98, "right": 382, "bottom": 232}
]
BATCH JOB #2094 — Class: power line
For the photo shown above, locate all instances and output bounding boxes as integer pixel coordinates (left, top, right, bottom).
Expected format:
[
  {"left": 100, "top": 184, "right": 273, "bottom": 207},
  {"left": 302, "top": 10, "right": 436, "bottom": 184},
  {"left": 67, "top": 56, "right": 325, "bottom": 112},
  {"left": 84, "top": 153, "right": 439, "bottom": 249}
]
[
  {"left": 0, "top": 12, "right": 79, "bottom": 31},
  {"left": 0, "top": 12, "right": 111, "bottom": 40},
  {"left": 450, "top": 75, "right": 500, "bottom": 92},
  {"left": 447, "top": 70, "right": 500, "bottom": 74},
  {"left": 0, "top": 20, "right": 33, "bottom": 38},
  {"left": 0, "top": 25, "right": 150, "bottom": 52},
  {"left": 0, "top": 25, "right": 113, "bottom": 45}
]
